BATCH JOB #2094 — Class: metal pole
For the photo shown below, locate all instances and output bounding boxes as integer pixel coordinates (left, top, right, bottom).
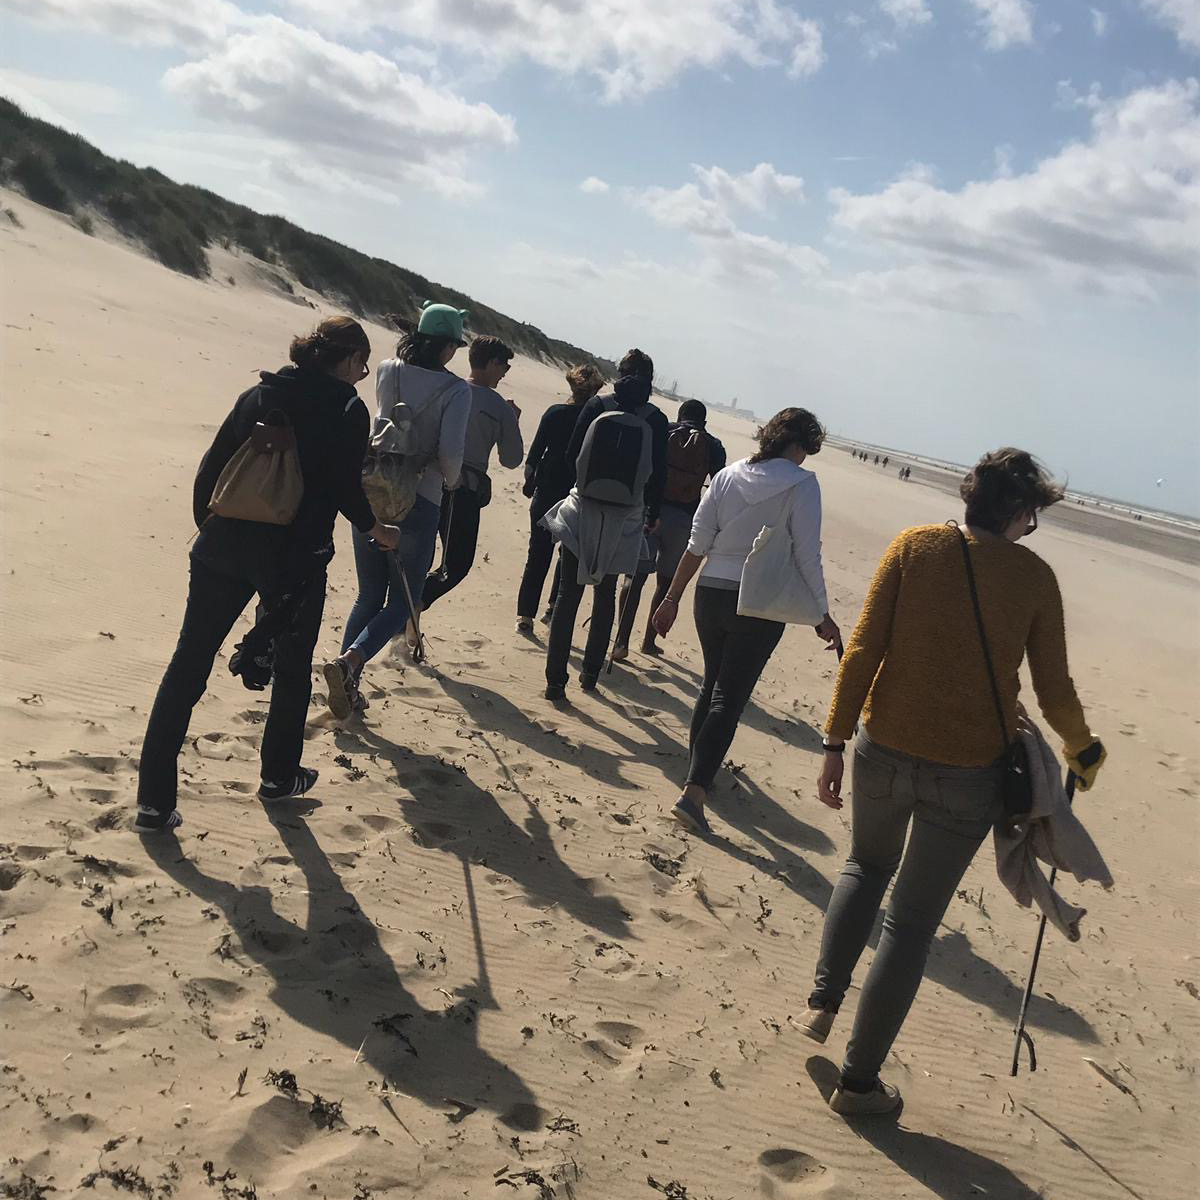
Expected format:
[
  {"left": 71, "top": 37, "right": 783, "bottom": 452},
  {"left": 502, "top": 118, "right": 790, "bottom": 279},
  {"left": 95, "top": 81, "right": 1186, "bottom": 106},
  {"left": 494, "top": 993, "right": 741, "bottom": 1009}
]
[{"left": 1010, "top": 771, "right": 1077, "bottom": 1076}]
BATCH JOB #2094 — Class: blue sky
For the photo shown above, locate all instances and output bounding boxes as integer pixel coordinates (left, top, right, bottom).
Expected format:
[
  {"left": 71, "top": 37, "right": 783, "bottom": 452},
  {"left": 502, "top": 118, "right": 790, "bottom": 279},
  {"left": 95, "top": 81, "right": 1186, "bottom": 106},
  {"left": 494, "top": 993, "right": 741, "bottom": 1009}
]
[{"left": 2, "top": 0, "right": 1198, "bottom": 515}]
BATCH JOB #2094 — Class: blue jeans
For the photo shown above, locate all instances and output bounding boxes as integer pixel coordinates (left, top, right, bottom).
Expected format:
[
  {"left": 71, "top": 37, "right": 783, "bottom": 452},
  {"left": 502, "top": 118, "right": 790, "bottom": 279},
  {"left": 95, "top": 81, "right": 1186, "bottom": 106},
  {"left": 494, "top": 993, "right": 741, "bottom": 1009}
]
[
  {"left": 809, "top": 732, "right": 1002, "bottom": 1086},
  {"left": 341, "top": 496, "right": 440, "bottom": 665}
]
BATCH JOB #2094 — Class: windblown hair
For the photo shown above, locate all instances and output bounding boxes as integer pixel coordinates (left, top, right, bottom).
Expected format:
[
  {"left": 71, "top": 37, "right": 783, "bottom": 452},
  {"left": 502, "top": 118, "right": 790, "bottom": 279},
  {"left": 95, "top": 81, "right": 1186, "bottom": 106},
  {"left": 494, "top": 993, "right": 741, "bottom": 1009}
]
[
  {"left": 618, "top": 348, "right": 654, "bottom": 382},
  {"left": 960, "top": 448, "right": 1064, "bottom": 534},
  {"left": 396, "top": 330, "right": 457, "bottom": 371},
  {"left": 748, "top": 407, "right": 825, "bottom": 463},
  {"left": 289, "top": 315, "right": 369, "bottom": 372},
  {"left": 565, "top": 362, "right": 605, "bottom": 403},
  {"left": 468, "top": 335, "right": 514, "bottom": 370}
]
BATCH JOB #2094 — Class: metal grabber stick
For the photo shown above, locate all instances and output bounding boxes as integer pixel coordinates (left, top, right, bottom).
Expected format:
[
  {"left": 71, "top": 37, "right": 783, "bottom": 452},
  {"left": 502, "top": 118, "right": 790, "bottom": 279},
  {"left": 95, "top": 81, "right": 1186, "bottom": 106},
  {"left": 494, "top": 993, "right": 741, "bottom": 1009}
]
[{"left": 1011, "top": 770, "right": 1078, "bottom": 1076}]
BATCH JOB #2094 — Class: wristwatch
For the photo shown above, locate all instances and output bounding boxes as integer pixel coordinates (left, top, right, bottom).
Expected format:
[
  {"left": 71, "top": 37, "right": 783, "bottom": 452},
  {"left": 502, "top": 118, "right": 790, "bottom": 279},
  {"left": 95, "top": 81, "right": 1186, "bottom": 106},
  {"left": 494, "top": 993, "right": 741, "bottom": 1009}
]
[{"left": 821, "top": 740, "right": 846, "bottom": 754}]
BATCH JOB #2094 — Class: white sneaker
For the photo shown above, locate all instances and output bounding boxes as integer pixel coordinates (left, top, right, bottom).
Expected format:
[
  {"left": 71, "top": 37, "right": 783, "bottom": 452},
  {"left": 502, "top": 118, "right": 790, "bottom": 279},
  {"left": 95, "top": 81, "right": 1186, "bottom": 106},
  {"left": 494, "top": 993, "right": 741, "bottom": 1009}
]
[
  {"left": 829, "top": 1080, "right": 902, "bottom": 1116},
  {"left": 797, "top": 1006, "right": 835, "bottom": 1044}
]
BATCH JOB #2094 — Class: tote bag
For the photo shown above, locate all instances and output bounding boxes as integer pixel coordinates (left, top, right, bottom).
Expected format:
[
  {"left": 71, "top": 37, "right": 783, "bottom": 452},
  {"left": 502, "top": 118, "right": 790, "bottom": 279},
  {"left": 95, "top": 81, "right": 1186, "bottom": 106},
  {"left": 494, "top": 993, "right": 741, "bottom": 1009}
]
[{"left": 736, "top": 484, "right": 824, "bottom": 625}]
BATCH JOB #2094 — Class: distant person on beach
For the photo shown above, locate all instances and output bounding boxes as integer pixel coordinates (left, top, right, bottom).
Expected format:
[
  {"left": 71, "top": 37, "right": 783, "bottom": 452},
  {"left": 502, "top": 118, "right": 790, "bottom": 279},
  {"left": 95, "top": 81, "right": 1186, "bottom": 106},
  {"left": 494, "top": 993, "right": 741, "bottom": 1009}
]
[
  {"left": 542, "top": 349, "right": 668, "bottom": 700},
  {"left": 421, "top": 336, "right": 523, "bottom": 613},
  {"left": 882, "top": 456, "right": 889, "bottom": 469},
  {"left": 516, "top": 363, "right": 606, "bottom": 632},
  {"left": 613, "top": 399, "right": 726, "bottom": 661},
  {"left": 135, "top": 317, "right": 400, "bottom": 832},
  {"left": 651, "top": 408, "right": 840, "bottom": 835},
  {"left": 801, "top": 448, "right": 1107, "bottom": 1116},
  {"left": 323, "top": 304, "right": 471, "bottom": 718}
]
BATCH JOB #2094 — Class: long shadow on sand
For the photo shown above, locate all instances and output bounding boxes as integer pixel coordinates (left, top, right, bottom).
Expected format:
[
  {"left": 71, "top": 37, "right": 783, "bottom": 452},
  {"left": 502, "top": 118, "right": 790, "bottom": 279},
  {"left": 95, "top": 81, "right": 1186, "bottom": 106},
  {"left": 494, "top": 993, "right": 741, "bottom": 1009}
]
[
  {"left": 143, "top": 807, "right": 542, "bottom": 1129},
  {"left": 341, "top": 722, "right": 635, "bottom": 944},
  {"left": 805, "top": 1056, "right": 1045, "bottom": 1199}
]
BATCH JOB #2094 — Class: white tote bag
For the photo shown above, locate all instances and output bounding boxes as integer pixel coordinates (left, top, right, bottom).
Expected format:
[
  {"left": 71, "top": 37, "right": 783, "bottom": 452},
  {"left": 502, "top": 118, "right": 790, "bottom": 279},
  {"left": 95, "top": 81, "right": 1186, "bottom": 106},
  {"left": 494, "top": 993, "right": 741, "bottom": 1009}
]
[{"left": 737, "top": 485, "right": 825, "bottom": 625}]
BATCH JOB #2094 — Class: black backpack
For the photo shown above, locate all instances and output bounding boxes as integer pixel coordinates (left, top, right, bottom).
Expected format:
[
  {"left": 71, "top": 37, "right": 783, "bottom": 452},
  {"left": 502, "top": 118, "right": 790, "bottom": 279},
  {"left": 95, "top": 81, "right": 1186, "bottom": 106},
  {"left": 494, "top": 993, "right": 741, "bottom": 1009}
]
[{"left": 576, "top": 401, "right": 654, "bottom": 507}]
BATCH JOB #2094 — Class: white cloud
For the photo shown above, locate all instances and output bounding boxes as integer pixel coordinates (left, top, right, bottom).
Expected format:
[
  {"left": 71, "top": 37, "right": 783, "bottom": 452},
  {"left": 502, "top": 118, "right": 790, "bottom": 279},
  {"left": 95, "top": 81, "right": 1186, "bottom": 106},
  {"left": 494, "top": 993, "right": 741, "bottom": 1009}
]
[
  {"left": 0, "top": 0, "right": 239, "bottom": 50},
  {"left": 580, "top": 176, "right": 610, "bottom": 195},
  {"left": 163, "top": 17, "right": 516, "bottom": 200},
  {"left": 964, "top": 0, "right": 1035, "bottom": 50},
  {"left": 0, "top": 67, "right": 130, "bottom": 134},
  {"left": 1140, "top": 0, "right": 1200, "bottom": 51},
  {"left": 881, "top": 0, "right": 934, "bottom": 29},
  {"left": 284, "top": 0, "right": 825, "bottom": 100},
  {"left": 1090, "top": 7, "right": 1109, "bottom": 37},
  {"left": 788, "top": 20, "right": 826, "bottom": 78},
  {"left": 630, "top": 162, "right": 825, "bottom": 283},
  {"left": 830, "top": 79, "right": 1200, "bottom": 311}
]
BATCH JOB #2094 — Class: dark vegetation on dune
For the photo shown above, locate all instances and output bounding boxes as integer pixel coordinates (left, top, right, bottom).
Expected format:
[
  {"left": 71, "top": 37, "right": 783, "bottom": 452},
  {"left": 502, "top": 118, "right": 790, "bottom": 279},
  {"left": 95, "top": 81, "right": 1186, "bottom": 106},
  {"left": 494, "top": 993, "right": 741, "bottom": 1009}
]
[{"left": 0, "top": 98, "right": 614, "bottom": 371}]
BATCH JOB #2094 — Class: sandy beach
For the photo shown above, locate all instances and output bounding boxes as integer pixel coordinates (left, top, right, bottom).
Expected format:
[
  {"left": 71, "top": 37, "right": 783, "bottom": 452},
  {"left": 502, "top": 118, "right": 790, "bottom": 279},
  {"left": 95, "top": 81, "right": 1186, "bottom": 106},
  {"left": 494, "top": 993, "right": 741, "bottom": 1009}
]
[{"left": 2, "top": 190, "right": 1198, "bottom": 1199}]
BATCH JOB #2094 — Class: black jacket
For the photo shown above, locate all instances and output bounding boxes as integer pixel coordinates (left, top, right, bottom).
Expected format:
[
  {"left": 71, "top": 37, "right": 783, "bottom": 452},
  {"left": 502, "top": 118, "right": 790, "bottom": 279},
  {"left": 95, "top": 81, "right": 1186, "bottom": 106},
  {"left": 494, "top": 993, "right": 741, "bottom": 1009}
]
[
  {"left": 192, "top": 366, "right": 375, "bottom": 582},
  {"left": 566, "top": 376, "right": 670, "bottom": 523},
  {"left": 523, "top": 401, "right": 586, "bottom": 504}
]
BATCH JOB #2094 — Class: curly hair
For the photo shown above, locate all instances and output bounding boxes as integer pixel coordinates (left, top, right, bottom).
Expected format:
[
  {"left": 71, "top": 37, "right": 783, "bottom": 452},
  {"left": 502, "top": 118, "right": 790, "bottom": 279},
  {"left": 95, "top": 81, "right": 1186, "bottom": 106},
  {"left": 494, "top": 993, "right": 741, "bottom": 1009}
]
[
  {"left": 565, "top": 362, "right": 605, "bottom": 403},
  {"left": 961, "top": 448, "right": 1064, "bottom": 534},
  {"left": 748, "top": 408, "right": 825, "bottom": 463},
  {"left": 289, "top": 316, "right": 370, "bottom": 372}
]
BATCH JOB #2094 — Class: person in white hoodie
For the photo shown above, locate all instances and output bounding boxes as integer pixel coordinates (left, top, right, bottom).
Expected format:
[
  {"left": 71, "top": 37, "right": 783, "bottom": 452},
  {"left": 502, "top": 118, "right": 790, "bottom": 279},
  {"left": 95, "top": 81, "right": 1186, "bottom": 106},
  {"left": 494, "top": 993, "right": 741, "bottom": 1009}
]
[
  {"left": 652, "top": 408, "right": 841, "bottom": 835},
  {"left": 323, "top": 304, "right": 472, "bottom": 717}
]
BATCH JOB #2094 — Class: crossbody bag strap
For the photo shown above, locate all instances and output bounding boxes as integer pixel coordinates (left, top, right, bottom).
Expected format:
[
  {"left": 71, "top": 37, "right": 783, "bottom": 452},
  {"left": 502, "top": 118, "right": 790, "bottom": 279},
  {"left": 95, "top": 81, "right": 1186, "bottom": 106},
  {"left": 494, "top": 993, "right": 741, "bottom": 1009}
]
[{"left": 954, "top": 524, "right": 1011, "bottom": 750}]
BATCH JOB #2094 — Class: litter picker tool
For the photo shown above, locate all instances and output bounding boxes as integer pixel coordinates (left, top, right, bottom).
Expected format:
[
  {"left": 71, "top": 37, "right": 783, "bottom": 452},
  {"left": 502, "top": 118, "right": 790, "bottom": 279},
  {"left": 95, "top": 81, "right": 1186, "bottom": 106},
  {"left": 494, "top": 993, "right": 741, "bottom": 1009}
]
[
  {"left": 432, "top": 490, "right": 456, "bottom": 582},
  {"left": 392, "top": 552, "right": 427, "bottom": 665},
  {"left": 1010, "top": 770, "right": 1077, "bottom": 1076}
]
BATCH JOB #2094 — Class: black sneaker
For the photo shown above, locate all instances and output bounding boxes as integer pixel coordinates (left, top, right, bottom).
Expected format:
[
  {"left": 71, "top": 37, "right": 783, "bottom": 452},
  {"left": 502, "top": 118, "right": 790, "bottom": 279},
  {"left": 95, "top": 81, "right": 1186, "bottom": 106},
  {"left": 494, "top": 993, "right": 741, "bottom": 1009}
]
[
  {"left": 539, "top": 607, "right": 554, "bottom": 627},
  {"left": 579, "top": 673, "right": 598, "bottom": 693},
  {"left": 259, "top": 767, "right": 319, "bottom": 802},
  {"left": 544, "top": 684, "right": 568, "bottom": 704},
  {"left": 134, "top": 806, "right": 182, "bottom": 833}
]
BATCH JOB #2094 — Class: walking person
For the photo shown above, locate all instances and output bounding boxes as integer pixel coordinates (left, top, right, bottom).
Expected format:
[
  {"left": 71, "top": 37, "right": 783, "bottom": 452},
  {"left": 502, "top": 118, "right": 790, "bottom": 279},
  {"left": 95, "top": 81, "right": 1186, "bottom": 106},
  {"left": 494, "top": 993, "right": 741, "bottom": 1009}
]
[
  {"left": 421, "top": 336, "right": 523, "bottom": 613},
  {"left": 542, "top": 349, "right": 668, "bottom": 700},
  {"left": 515, "top": 363, "right": 605, "bottom": 632},
  {"left": 613, "top": 399, "right": 725, "bottom": 660},
  {"left": 801, "top": 448, "right": 1107, "bottom": 1116},
  {"left": 651, "top": 409, "right": 840, "bottom": 834},
  {"left": 135, "top": 317, "right": 400, "bottom": 832},
  {"left": 323, "top": 304, "right": 471, "bottom": 717}
]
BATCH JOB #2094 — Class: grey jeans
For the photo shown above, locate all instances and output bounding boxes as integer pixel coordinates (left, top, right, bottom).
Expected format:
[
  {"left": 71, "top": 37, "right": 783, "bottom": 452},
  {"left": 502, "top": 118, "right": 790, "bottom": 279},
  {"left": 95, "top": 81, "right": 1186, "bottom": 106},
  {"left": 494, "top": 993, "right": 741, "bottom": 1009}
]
[{"left": 810, "top": 732, "right": 1002, "bottom": 1086}]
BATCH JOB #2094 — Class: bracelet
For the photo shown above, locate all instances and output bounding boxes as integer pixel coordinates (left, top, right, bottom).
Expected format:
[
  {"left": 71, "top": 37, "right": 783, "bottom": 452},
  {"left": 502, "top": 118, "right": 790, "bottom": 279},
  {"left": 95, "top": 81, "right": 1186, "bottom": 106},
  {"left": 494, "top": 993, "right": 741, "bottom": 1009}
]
[
  {"left": 664, "top": 594, "right": 681, "bottom": 604},
  {"left": 821, "top": 741, "right": 846, "bottom": 754}
]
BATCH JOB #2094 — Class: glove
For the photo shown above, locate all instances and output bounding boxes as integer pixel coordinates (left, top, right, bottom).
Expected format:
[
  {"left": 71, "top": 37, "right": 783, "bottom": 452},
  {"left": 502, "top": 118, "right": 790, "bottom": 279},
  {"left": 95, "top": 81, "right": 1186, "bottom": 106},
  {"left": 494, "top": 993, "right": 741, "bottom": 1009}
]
[{"left": 1066, "top": 739, "right": 1106, "bottom": 791}]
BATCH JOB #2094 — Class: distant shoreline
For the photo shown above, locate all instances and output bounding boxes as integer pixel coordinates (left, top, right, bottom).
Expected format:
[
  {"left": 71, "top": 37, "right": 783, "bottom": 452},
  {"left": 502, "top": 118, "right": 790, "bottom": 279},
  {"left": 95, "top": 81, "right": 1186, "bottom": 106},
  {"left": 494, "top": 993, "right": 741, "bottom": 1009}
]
[{"left": 826, "top": 436, "right": 1200, "bottom": 568}]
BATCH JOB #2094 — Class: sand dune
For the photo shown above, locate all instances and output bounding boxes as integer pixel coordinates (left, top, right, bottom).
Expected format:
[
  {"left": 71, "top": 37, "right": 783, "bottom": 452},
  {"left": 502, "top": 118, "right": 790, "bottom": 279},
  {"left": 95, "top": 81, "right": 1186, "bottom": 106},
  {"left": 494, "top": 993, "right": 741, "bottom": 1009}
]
[{"left": 2, "top": 190, "right": 1198, "bottom": 1199}]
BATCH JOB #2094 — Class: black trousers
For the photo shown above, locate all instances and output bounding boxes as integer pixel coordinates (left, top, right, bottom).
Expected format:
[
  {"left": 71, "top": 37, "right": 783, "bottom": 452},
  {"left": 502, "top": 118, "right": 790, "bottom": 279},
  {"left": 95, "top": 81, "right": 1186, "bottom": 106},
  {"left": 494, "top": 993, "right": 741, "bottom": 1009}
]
[
  {"left": 137, "top": 558, "right": 326, "bottom": 814},
  {"left": 422, "top": 487, "right": 483, "bottom": 610},
  {"left": 687, "top": 586, "right": 784, "bottom": 788},
  {"left": 516, "top": 491, "right": 564, "bottom": 619},
  {"left": 545, "top": 548, "right": 618, "bottom": 686}
]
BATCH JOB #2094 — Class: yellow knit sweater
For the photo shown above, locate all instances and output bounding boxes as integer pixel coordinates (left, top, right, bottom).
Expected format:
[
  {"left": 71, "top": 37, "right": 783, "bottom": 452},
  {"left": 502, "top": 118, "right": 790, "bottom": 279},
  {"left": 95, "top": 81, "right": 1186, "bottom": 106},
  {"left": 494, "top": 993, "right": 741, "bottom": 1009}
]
[{"left": 826, "top": 524, "right": 1093, "bottom": 767}]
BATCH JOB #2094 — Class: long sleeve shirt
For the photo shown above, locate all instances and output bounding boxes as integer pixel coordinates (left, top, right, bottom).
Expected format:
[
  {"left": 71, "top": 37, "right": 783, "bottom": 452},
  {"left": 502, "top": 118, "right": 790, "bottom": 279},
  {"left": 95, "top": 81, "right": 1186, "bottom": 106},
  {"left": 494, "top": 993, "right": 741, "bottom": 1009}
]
[
  {"left": 826, "top": 523, "right": 1094, "bottom": 766},
  {"left": 462, "top": 383, "right": 523, "bottom": 479}
]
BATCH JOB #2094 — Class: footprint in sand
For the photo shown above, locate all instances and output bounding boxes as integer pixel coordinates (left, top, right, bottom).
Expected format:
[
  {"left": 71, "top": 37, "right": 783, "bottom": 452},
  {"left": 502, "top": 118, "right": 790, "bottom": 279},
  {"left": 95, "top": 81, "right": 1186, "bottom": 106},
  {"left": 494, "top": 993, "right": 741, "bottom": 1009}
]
[
  {"left": 0, "top": 860, "right": 24, "bottom": 891},
  {"left": 411, "top": 821, "right": 460, "bottom": 847},
  {"left": 502, "top": 1101, "right": 548, "bottom": 1132},
  {"left": 71, "top": 785, "right": 119, "bottom": 805},
  {"left": 582, "top": 1021, "right": 646, "bottom": 1068},
  {"left": 360, "top": 814, "right": 399, "bottom": 833},
  {"left": 758, "top": 1149, "right": 830, "bottom": 1196},
  {"left": 86, "top": 983, "right": 160, "bottom": 1034}
]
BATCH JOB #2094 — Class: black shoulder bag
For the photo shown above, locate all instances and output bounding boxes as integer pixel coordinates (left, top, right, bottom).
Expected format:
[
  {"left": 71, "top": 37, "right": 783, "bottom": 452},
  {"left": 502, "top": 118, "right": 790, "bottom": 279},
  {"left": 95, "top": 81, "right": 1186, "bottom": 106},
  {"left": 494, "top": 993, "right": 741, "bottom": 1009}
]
[{"left": 955, "top": 525, "right": 1033, "bottom": 832}]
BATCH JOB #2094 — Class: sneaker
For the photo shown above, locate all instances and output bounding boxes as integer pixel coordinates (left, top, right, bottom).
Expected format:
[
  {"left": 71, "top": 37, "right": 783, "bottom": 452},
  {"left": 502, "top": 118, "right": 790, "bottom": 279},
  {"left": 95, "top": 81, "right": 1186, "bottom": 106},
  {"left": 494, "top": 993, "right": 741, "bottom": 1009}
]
[
  {"left": 797, "top": 1006, "right": 835, "bottom": 1044},
  {"left": 134, "top": 806, "right": 182, "bottom": 833},
  {"left": 640, "top": 638, "right": 663, "bottom": 657},
  {"left": 516, "top": 616, "right": 534, "bottom": 634},
  {"left": 539, "top": 607, "right": 554, "bottom": 627},
  {"left": 611, "top": 644, "right": 629, "bottom": 663},
  {"left": 544, "top": 684, "right": 568, "bottom": 704},
  {"left": 579, "top": 673, "right": 598, "bottom": 693},
  {"left": 829, "top": 1080, "right": 902, "bottom": 1116},
  {"left": 259, "top": 767, "right": 319, "bottom": 802},
  {"left": 323, "top": 660, "right": 353, "bottom": 719},
  {"left": 671, "top": 796, "right": 712, "bottom": 836}
]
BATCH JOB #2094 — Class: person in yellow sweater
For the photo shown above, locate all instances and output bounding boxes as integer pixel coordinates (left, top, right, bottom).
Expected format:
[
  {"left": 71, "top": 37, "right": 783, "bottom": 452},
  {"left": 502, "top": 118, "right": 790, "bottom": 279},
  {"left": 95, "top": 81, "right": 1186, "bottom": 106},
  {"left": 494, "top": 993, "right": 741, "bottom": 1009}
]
[{"left": 801, "top": 448, "right": 1106, "bottom": 1116}]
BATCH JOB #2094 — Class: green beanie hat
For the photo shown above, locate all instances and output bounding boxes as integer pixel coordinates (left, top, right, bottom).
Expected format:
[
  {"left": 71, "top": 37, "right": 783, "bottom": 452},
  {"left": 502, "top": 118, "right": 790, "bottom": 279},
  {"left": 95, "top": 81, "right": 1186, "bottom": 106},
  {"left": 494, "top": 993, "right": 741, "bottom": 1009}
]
[{"left": 417, "top": 301, "right": 468, "bottom": 345}]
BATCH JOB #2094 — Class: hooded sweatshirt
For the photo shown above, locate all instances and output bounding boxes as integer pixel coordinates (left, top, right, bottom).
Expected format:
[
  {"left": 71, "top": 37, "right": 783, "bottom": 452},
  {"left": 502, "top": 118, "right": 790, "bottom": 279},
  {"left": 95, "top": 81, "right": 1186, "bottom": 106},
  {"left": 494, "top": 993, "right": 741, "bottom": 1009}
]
[
  {"left": 191, "top": 365, "right": 376, "bottom": 582},
  {"left": 687, "top": 457, "right": 829, "bottom": 615}
]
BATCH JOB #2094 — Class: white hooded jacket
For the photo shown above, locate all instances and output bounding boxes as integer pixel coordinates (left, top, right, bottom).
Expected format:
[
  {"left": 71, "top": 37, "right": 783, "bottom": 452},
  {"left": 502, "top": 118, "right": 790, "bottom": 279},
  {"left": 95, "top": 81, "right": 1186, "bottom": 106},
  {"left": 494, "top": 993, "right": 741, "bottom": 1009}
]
[{"left": 687, "top": 457, "right": 829, "bottom": 615}]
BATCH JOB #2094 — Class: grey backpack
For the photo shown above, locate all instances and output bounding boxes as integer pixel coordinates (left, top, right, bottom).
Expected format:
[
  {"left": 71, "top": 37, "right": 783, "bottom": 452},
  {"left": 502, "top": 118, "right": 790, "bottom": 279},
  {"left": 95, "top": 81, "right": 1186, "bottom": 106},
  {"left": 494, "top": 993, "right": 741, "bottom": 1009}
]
[
  {"left": 576, "top": 400, "right": 654, "bottom": 507},
  {"left": 361, "top": 362, "right": 455, "bottom": 523}
]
